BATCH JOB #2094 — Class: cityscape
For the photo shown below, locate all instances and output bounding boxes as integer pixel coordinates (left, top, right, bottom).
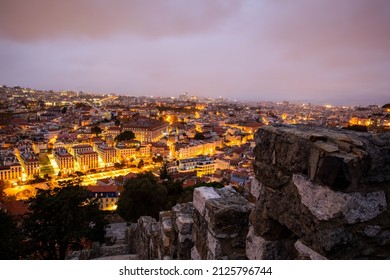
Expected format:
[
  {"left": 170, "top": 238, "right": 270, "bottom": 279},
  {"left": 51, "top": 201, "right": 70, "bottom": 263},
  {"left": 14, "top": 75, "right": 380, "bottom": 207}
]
[
  {"left": 1, "top": 85, "right": 388, "bottom": 204},
  {"left": 1, "top": 0, "right": 389, "bottom": 264}
]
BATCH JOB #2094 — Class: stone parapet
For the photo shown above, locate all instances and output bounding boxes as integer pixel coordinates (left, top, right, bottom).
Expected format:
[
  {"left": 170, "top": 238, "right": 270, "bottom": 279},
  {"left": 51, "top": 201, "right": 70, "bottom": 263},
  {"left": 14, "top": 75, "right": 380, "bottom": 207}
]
[{"left": 251, "top": 125, "right": 390, "bottom": 259}]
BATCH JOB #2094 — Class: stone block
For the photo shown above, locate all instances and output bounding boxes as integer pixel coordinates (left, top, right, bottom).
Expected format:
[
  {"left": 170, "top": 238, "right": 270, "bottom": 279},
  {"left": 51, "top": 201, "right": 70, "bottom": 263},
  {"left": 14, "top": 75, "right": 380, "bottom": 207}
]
[
  {"left": 294, "top": 240, "right": 327, "bottom": 260},
  {"left": 294, "top": 174, "right": 387, "bottom": 224},
  {"left": 193, "top": 187, "right": 221, "bottom": 215},
  {"left": 246, "top": 226, "right": 283, "bottom": 260}
]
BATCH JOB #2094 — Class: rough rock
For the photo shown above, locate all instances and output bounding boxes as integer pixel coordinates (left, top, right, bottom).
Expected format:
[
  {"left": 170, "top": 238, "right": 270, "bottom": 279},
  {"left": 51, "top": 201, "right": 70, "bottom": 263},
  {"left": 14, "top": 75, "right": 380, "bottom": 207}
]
[
  {"left": 171, "top": 203, "right": 194, "bottom": 259},
  {"left": 294, "top": 174, "right": 387, "bottom": 223},
  {"left": 294, "top": 240, "right": 327, "bottom": 260},
  {"left": 252, "top": 125, "right": 390, "bottom": 259},
  {"left": 193, "top": 186, "right": 253, "bottom": 259},
  {"left": 193, "top": 187, "right": 221, "bottom": 215}
]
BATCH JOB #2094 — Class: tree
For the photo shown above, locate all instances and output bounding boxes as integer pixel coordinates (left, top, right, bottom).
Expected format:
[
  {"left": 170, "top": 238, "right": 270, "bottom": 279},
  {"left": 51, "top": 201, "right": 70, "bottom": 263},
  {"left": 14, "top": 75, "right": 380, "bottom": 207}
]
[
  {"left": 0, "top": 211, "right": 22, "bottom": 259},
  {"left": 137, "top": 159, "right": 144, "bottom": 169},
  {"left": 114, "top": 119, "right": 121, "bottom": 126},
  {"left": 91, "top": 126, "right": 102, "bottom": 136},
  {"left": 0, "top": 180, "right": 7, "bottom": 202},
  {"left": 115, "top": 130, "right": 135, "bottom": 142},
  {"left": 23, "top": 185, "right": 107, "bottom": 259},
  {"left": 117, "top": 172, "right": 168, "bottom": 222},
  {"left": 159, "top": 162, "right": 170, "bottom": 180},
  {"left": 153, "top": 155, "right": 164, "bottom": 164},
  {"left": 194, "top": 132, "right": 206, "bottom": 140}
]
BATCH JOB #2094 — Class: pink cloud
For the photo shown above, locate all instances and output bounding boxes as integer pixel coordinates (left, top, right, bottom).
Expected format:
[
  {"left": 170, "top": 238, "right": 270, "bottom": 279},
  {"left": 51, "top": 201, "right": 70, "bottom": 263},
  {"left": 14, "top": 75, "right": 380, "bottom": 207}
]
[{"left": 0, "top": 0, "right": 244, "bottom": 41}]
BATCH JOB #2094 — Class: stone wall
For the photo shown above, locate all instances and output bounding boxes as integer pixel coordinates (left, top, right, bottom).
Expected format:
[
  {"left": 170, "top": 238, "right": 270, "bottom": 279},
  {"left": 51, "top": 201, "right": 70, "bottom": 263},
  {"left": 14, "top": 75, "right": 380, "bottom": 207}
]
[
  {"left": 192, "top": 186, "right": 253, "bottom": 259},
  {"left": 126, "top": 187, "right": 253, "bottom": 260},
  {"left": 91, "top": 125, "right": 389, "bottom": 260},
  {"left": 251, "top": 125, "right": 390, "bottom": 259}
]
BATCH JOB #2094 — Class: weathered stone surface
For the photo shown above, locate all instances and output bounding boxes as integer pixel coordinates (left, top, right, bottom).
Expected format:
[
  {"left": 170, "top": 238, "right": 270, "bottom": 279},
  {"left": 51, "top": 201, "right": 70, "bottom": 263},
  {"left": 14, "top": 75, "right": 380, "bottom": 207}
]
[
  {"left": 246, "top": 226, "right": 283, "bottom": 260},
  {"left": 294, "top": 240, "right": 327, "bottom": 260},
  {"left": 294, "top": 175, "right": 387, "bottom": 223},
  {"left": 314, "top": 142, "right": 339, "bottom": 153},
  {"left": 158, "top": 211, "right": 173, "bottom": 259},
  {"left": 250, "top": 178, "right": 263, "bottom": 200},
  {"left": 294, "top": 174, "right": 347, "bottom": 221},
  {"left": 253, "top": 125, "right": 390, "bottom": 259},
  {"left": 117, "top": 125, "right": 389, "bottom": 260},
  {"left": 191, "top": 247, "right": 201, "bottom": 260},
  {"left": 317, "top": 156, "right": 351, "bottom": 189},
  {"left": 100, "top": 243, "right": 130, "bottom": 257},
  {"left": 171, "top": 202, "right": 194, "bottom": 259},
  {"left": 193, "top": 187, "right": 221, "bottom": 215},
  {"left": 254, "top": 125, "right": 390, "bottom": 191},
  {"left": 343, "top": 191, "right": 387, "bottom": 224},
  {"left": 205, "top": 187, "right": 253, "bottom": 236},
  {"left": 192, "top": 186, "right": 253, "bottom": 260},
  {"left": 364, "top": 225, "right": 381, "bottom": 237},
  {"left": 134, "top": 216, "right": 159, "bottom": 260}
]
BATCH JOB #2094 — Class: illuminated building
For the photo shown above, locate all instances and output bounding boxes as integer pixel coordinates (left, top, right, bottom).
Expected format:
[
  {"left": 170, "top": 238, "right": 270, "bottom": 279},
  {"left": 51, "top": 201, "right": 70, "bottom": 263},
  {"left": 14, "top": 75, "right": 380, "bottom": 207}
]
[
  {"left": 137, "top": 144, "right": 151, "bottom": 158},
  {"left": 71, "top": 144, "right": 94, "bottom": 156},
  {"left": 0, "top": 150, "right": 22, "bottom": 181},
  {"left": 96, "top": 144, "right": 117, "bottom": 165},
  {"left": 122, "top": 119, "right": 168, "bottom": 143},
  {"left": 151, "top": 143, "right": 170, "bottom": 157},
  {"left": 19, "top": 152, "right": 40, "bottom": 179},
  {"left": 176, "top": 157, "right": 216, "bottom": 177},
  {"left": 174, "top": 139, "right": 220, "bottom": 159},
  {"left": 75, "top": 150, "right": 99, "bottom": 171},
  {"left": 115, "top": 142, "right": 137, "bottom": 161},
  {"left": 87, "top": 184, "right": 118, "bottom": 211},
  {"left": 215, "top": 158, "right": 231, "bottom": 170},
  {"left": 349, "top": 117, "right": 373, "bottom": 126},
  {"left": 53, "top": 147, "right": 74, "bottom": 172},
  {"left": 105, "top": 126, "right": 121, "bottom": 139},
  {"left": 195, "top": 159, "right": 215, "bottom": 177}
]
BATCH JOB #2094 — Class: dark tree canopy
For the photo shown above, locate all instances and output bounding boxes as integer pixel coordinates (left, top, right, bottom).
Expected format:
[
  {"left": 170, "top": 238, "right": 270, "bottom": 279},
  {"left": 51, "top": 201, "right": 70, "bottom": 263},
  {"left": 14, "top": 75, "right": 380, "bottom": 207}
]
[
  {"left": 115, "top": 130, "right": 135, "bottom": 142},
  {"left": 0, "top": 211, "right": 22, "bottom": 259},
  {"left": 117, "top": 172, "right": 167, "bottom": 222},
  {"left": 91, "top": 126, "right": 102, "bottom": 136},
  {"left": 194, "top": 132, "right": 206, "bottom": 140},
  {"left": 137, "top": 159, "right": 144, "bottom": 169},
  {"left": 159, "top": 161, "right": 170, "bottom": 180},
  {"left": 23, "top": 185, "right": 107, "bottom": 259}
]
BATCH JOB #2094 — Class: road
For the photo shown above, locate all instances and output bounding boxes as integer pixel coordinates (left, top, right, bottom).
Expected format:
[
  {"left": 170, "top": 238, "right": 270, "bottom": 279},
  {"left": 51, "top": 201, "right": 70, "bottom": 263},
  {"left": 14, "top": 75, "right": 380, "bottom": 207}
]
[{"left": 4, "top": 164, "right": 161, "bottom": 200}]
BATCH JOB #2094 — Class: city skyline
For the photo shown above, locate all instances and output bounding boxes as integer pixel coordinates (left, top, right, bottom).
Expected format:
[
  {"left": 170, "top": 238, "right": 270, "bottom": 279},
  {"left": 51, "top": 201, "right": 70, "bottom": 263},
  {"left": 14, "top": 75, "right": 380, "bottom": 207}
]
[{"left": 1, "top": 0, "right": 389, "bottom": 106}]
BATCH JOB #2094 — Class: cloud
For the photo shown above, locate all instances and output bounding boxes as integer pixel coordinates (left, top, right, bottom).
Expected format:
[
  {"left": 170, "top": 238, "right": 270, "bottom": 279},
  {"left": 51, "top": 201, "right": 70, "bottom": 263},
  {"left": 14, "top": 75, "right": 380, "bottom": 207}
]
[{"left": 0, "top": 0, "right": 244, "bottom": 41}]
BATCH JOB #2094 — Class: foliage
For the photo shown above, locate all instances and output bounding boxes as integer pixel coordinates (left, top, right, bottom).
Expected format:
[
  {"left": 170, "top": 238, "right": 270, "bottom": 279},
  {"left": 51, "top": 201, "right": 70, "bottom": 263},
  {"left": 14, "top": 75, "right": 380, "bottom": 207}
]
[
  {"left": 117, "top": 172, "right": 226, "bottom": 222},
  {"left": 27, "top": 175, "right": 47, "bottom": 184},
  {"left": 159, "top": 161, "right": 170, "bottom": 180},
  {"left": 91, "top": 126, "right": 102, "bottom": 136},
  {"left": 23, "top": 185, "right": 107, "bottom": 259},
  {"left": 117, "top": 172, "right": 168, "bottom": 222},
  {"left": 0, "top": 211, "right": 22, "bottom": 259},
  {"left": 194, "top": 132, "right": 206, "bottom": 140},
  {"left": 137, "top": 159, "right": 144, "bottom": 169},
  {"left": 0, "top": 180, "right": 7, "bottom": 202},
  {"left": 153, "top": 155, "right": 164, "bottom": 163},
  {"left": 115, "top": 130, "right": 135, "bottom": 142}
]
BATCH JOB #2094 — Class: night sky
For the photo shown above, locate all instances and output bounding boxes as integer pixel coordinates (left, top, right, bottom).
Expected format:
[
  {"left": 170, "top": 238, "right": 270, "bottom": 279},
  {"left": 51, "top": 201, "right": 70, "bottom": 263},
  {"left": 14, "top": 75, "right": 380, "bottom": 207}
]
[{"left": 1, "top": 0, "right": 389, "bottom": 105}]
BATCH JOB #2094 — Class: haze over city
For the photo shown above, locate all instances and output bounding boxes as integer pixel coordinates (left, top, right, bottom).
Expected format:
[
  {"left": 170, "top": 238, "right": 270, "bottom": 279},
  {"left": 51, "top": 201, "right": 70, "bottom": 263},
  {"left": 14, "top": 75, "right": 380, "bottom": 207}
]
[{"left": 0, "top": 0, "right": 389, "bottom": 106}]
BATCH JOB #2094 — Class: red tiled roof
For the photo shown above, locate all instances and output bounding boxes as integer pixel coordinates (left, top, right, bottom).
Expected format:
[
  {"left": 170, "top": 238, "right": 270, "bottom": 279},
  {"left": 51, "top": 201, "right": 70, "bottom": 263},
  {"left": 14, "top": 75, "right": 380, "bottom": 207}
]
[{"left": 87, "top": 185, "right": 117, "bottom": 193}]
